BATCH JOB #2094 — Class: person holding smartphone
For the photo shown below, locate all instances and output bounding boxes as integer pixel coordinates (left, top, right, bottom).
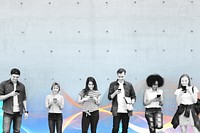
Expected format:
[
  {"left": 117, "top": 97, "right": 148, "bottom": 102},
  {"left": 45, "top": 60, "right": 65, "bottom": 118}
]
[
  {"left": 171, "top": 74, "right": 200, "bottom": 133},
  {"left": 108, "top": 68, "right": 136, "bottom": 133},
  {"left": 0, "top": 68, "right": 28, "bottom": 133},
  {"left": 45, "top": 82, "right": 64, "bottom": 133},
  {"left": 78, "top": 77, "right": 101, "bottom": 133},
  {"left": 143, "top": 74, "right": 164, "bottom": 133}
]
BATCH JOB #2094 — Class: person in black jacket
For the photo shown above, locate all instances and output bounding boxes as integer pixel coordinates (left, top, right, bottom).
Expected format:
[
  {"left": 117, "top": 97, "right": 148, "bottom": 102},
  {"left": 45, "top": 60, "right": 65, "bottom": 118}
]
[{"left": 108, "top": 68, "right": 136, "bottom": 133}]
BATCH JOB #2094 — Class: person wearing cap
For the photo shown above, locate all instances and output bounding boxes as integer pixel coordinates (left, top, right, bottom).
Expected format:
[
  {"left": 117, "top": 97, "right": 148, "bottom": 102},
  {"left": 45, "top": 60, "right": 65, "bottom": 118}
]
[
  {"left": 45, "top": 82, "right": 64, "bottom": 133},
  {"left": 108, "top": 68, "right": 136, "bottom": 133},
  {"left": 0, "top": 68, "right": 28, "bottom": 133}
]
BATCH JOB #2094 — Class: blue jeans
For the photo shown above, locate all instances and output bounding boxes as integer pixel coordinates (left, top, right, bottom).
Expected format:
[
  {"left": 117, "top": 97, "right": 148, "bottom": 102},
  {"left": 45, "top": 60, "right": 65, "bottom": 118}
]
[
  {"left": 3, "top": 112, "right": 22, "bottom": 133},
  {"left": 112, "top": 113, "right": 129, "bottom": 133},
  {"left": 145, "top": 108, "right": 163, "bottom": 133},
  {"left": 48, "top": 113, "right": 63, "bottom": 133}
]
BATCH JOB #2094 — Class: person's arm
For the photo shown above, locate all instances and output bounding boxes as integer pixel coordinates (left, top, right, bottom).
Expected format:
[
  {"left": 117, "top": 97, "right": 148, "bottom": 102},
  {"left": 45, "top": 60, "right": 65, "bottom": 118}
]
[
  {"left": 130, "top": 84, "right": 136, "bottom": 104},
  {"left": 143, "top": 89, "right": 158, "bottom": 106},
  {"left": 57, "top": 96, "right": 64, "bottom": 110},
  {"left": 45, "top": 95, "right": 52, "bottom": 109},
  {"left": 23, "top": 100, "right": 28, "bottom": 112},
  {"left": 93, "top": 95, "right": 101, "bottom": 106},
  {"left": 110, "top": 91, "right": 119, "bottom": 99},
  {"left": 188, "top": 86, "right": 198, "bottom": 103},
  {"left": 175, "top": 89, "right": 182, "bottom": 106},
  {"left": 77, "top": 95, "right": 90, "bottom": 104},
  {"left": 143, "top": 90, "right": 152, "bottom": 106},
  {"left": 108, "top": 83, "right": 120, "bottom": 100},
  {"left": 0, "top": 83, "right": 19, "bottom": 100},
  {"left": 0, "top": 91, "right": 18, "bottom": 101},
  {"left": 159, "top": 90, "right": 163, "bottom": 106},
  {"left": 23, "top": 100, "right": 28, "bottom": 119}
]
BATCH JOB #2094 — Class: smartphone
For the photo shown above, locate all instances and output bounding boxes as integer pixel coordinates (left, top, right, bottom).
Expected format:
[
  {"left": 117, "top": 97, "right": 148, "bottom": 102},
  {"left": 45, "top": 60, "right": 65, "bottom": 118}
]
[
  {"left": 157, "top": 94, "right": 161, "bottom": 98},
  {"left": 15, "top": 90, "right": 20, "bottom": 93},
  {"left": 53, "top": 98, "right": 57, "bottom": 102},
  {"left": 182, "top": 86, "right": 186, "bottom": 93}
]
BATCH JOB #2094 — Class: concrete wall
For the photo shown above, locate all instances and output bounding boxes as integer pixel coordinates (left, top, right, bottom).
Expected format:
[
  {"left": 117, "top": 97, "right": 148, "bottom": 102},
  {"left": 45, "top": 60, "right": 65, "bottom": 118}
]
[{"left": 0, "top": 0, "right": 200, "bottom": 132}]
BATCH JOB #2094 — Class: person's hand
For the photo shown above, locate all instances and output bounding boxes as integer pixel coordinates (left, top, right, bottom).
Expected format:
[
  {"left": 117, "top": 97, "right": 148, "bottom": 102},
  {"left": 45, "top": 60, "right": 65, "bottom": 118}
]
[
  {"left": 151, "top": 97, "right": 159, "bottom": 103},
  {"left": 55, "top": 100, "right": 60, "bottom": 105},
  {"left": 92, "top": 96, "right": 98, "bottom": 102},
  {"left": 10, "top": 91, "right": 19, "bottom": 97},
  {"left": 24, "top": 112, "right": 28, "bottom": 119},
  {"left": 83, "top": 96, "right": 90, "bottom": 101},
  {"left": 115, "top": 89, "right": 121, "bottom": 95}
]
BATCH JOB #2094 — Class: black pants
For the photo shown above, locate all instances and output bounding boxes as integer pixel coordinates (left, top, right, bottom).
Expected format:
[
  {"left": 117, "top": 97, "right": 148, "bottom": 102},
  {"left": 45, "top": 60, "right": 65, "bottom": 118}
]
[
  {"left": 48, "top": 113, "right": 63, "bottom": 133},
  {"left": 82, "top": 110, "right": 99, "bottom": 133},
  {"left": 145, "top": 108, "right": 162, "bottom": 133},
  {"left": 112, "top": 113, "right": 130, "bottom": 133}
]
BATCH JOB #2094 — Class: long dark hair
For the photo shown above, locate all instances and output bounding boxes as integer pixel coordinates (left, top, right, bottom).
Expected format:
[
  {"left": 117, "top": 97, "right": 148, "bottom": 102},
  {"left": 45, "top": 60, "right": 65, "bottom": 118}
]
[
  {"left": 83, "top": 77, "right": 98, "bottom": 96},
  {"left": 177, "top": 74, "right": 191, "bottom": 89}
]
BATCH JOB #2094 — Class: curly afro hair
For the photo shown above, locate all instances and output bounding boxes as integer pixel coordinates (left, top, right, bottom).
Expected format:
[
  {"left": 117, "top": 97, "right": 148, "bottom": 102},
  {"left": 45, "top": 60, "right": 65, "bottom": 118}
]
[{"left": 146, "top": 74, "right": 164, "bottom": 87}]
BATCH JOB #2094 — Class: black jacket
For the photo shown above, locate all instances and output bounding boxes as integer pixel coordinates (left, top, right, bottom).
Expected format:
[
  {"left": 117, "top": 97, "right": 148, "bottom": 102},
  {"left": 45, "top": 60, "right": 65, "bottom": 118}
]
[{"left": 171, "top": 104, "right": 200, "bottom": 132}]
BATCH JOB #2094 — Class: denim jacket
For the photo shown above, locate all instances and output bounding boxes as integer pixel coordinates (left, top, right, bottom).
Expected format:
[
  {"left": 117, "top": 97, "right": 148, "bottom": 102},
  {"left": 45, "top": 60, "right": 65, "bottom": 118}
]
[
  {"left": 108, "top": 80, "right": 136, "bottom": 116},
  {"left": 0, "top": 79, "right": 27, "bottom": 115}
]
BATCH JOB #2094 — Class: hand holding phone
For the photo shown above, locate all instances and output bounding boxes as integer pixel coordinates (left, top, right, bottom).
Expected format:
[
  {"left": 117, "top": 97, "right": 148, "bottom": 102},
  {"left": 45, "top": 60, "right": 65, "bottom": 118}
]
[
  {"left": 53, "top": 98, "right": 57, "bottom": 103},
  {"left": 182, "top": 86, "right": 187, "bottom": 93},
  {"left": 15, "top": 90, "right": 20, "bottom": 93},
  {"left": 157, "top": 94, "right": 161, "bottom": 98}
]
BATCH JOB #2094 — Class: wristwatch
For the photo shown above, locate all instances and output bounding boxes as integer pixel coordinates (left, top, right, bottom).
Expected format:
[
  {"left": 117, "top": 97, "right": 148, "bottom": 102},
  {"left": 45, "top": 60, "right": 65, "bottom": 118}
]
[{"left": 25, "top": 111, "right": 29, "bottom": 113}]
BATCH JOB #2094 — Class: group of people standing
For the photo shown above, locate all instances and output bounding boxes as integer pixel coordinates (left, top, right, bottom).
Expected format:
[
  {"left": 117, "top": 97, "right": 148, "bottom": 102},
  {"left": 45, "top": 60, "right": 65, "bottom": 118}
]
[
  {"left": 0, "top": 68, "right": 199, "bottom": 133},
  {"left": 143, "top": 74, "right": 200, "bottom": 133}
]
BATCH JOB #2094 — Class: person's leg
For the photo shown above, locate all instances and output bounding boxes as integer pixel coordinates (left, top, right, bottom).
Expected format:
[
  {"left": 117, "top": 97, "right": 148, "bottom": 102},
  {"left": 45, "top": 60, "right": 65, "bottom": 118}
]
[
  {"left": 13, "top": 113, "right": 22, "bottom": 133},
  {"left": 3, "top": 112, "right": 13, "bottom": 133},
  {"left": 55, "top": 114, "right": 63, "bottom": 133},
  {"left": 121, "top": 113, "right": 130, "bottom": 133},
  {"left": 48, "top": 113, "right": 56, "bottom": 133},
  {"left": 154, "top": 109, "right": 163, "bottom": 132},
  {"left": 180, "top": 125, "right": 187, "bottom": 133},
  {"left": 145, "top": 110, "right": 156, "bottom": 133},
  {"left": 90, "top": 111, "right": 99, "bottom": 133},
  {"left": 82, "top": 112, "right": 90, "bottom": 133},
  {"left": 112, "top": 113, "right": 121, "bottom": 133}
]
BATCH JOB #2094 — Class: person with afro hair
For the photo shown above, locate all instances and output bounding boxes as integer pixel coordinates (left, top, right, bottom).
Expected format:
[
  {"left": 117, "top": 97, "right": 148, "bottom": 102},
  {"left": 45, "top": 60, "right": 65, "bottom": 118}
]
[{"left": 143, "top": 74, "right": 164, "bottom": 133}]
